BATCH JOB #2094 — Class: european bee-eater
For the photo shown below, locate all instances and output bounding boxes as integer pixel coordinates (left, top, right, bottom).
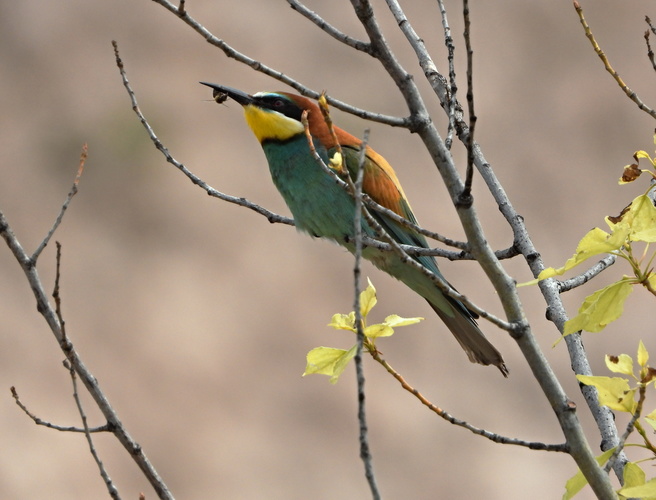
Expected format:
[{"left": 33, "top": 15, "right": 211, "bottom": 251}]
[{"left": 201, "top": 82, "right": 508, "bottom": 376}]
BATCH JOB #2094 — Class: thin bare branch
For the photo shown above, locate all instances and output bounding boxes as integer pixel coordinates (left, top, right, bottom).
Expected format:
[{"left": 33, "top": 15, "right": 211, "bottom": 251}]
[
  {"left": 111, "top": 40, "right": 293, "bottom": 227},
  {"left": 435, "top": 60, "right": 628, "bottom": 500},
  {"left": 0, "top": 210, "right": 173, "bottom": 499},
  {"left": 644, "top": 22, "right": 656, "bottom": 72},
  {"left": 360, "top": 196, "right": 467, "bottom": 248},
  {"left": 361, "top": 196, "right": 514, "bottom": 331},
  {"left": 351, "top": 128, "right": 381, "bottom": 500},
  {"left": 369, "top": 351, "right": 568, "bottom": 452},
  {"left": 301, "top": 103, "right": 381, "bottom": 496},
  {"left": 558, "top": 255, "right": 617, "bottom": 293},
  {"left": 351, "top": 0, "right": 429, "bottom": 137},
  {"left": 605, "top": 383, "right": 646, "bottom": 473},
  {"left": 358, "top": 235, "right": 518, "bottom": 261},
  {"left": 31, "top": 144, "right": 86, "bottom": 262},
  {"left": 574, "top": 1, "right": 656, "bottom": 120},
  {"left": 436, "top": 0, "right": 457, "bottom": 149},
  {"left": 53, "top": 245, "right": 120, "bottom": 498},
  {"left": 53, "top": 241, "right": 68, "bottom": 340},
  {"left": 287, "top": 0, "right": 372, "bottom": 54},
  {"left": 150, "top": 0, "right": 408, "bottom": 128},
  {"left": 462, "top": 0, "right": 476, "bottom": 200},
  {"left": 66, "top": 361, "right": 121, "bottom": 499},
  {"left": 647, "top": 15, "right": 656, "bottom": 37},
  {"left": 10, "top": 386, "right": 109, "bottom": 433}
]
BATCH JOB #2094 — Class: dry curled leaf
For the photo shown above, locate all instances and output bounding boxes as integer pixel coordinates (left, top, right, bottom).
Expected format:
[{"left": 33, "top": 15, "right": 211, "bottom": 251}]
[
  {"left": 607, "top": 202, "right": 631, "bottom": 224},
  {"left": 620, "top": 163, "right": 642, "bottom": 183}
]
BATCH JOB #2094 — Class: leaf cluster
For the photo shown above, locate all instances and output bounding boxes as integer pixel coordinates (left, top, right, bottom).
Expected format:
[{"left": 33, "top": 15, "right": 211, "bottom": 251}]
[
  {"left": 303, "top": 279, "right": 423, "bottom": 384},
  {"left": 567, "top": 341, "right": 656, "bottom": 499},
  {"left": 531, "top": 139, "right": 656, "bottom": 336}
]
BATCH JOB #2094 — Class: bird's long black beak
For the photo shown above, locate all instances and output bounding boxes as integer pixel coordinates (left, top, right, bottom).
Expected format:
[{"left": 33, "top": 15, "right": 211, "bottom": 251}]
[{"left": 199, "top": 82, "right": 254, "bottom": 106}]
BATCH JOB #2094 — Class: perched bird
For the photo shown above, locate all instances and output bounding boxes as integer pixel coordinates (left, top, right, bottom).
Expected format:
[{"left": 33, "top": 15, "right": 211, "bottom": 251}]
[{"left": 201, "top": 82, "right": 508, "bottom": 376}]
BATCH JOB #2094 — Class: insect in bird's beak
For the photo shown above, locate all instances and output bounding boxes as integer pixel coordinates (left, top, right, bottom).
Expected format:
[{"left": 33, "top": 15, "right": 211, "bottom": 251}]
[{"left": 212, "top": 89, "right": 229, "bottom": 104}]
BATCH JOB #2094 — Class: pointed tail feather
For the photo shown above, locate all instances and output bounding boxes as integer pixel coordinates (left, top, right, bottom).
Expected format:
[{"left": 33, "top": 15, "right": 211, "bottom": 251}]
[{"left": 428, "top": 300, "right": 508, "bottom": 377}]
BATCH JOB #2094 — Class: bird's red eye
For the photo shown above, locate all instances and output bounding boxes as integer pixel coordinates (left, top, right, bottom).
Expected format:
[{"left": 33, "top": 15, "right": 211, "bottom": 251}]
[{"left": 273, "top": 99, "right": 284, "bottom": 107}]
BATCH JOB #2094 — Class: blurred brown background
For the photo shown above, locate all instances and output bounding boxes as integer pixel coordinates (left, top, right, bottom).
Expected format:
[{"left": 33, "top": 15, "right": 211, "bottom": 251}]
[{"left": 1, "top": 1, "right": 655, "bottom": 498}]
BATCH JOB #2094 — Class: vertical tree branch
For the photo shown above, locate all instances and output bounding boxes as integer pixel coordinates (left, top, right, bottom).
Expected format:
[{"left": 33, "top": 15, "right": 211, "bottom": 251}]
[
  {"left": 436, "top": 0, "right": 457, "bottom": 150},
  {"left": 351, "top": 130, "right": 381, "bottom": 500},
  {"left": 462, "top": 0, "right": 476, "bottom": 199}
]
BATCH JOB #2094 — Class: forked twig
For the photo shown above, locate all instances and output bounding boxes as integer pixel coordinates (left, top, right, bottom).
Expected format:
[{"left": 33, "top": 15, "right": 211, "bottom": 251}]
[
  {"left": 52, "top": 244, "right": 119, "bottom": 497},
  {"left": 10, "top": 386, "right": 108, "bottom": 433},
  {"left": 65, "top": 360, "right": 120, "bottom": 499},
  {"left": 111, "top": 40, "right": 293, "bottom": 228},
  {"left": 574, "top": 1, "right": 656, "bottom": 120},
  {"left": 0, "top": 165, "right": 173, "bottom": 499}
]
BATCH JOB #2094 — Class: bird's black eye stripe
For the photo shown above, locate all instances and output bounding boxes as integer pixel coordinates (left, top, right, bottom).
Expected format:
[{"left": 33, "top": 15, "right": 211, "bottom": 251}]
[{"left": 256, "top": 95, "right": 304, "bottom": 122}]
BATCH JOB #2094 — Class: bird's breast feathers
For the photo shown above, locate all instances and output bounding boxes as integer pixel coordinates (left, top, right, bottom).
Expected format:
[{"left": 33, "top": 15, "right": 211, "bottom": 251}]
[{"left": 243, "top": 104, "right": 304, "bottom": 143}]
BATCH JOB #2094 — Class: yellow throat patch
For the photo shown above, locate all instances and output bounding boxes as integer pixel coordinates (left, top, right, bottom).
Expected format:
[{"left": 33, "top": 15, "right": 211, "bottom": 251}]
[{"left": 243, "top": 104, "right": 304, "bottom": 143}]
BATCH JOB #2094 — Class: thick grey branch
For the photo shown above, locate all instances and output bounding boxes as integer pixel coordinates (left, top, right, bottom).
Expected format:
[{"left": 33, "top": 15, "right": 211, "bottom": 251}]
[{"left": 558, "top": 255, "right": 617, "bottom": 293}]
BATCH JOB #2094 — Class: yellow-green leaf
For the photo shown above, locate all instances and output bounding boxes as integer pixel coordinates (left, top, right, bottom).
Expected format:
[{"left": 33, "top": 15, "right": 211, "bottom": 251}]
[
  {"left": 626, "top": 194, "right": 656, "bottom": 243},
  {"left": 364, "top": 323, "right": 394, "bottom": 338},
  {"left": 563, "top": 448, "right": 615, "bottom": 500},
  {"left": 303, "top": 345, "right": 357, "bottom": 384},
  {"left": 622, "top": 461, "right": 646, "bottom": 490},
  {"left": 638, "top": 340, "right": 649, "bottom": 368},
  {"left": 649, "top": 273, "right": 656, "bottom": 291},
  {"left": 329, "top": 152, "right": 343, "bottom": 170},
  {"left": 330, "top": 344, "right": 358, "bottom": 384},
  {"left": 576, "top": 375, "right": 637, "bottom": 413},
  {"left": 618, "top": 478, "right": 656, "bottom": 499},
  {"left": 304, "top": 347, "right": 347, "bottom": 376},
  {"left": 382, "top": 314, "right": 424, "bottom": 328},
  {"left": 328, "top": 312, "right": 355, "bottom": 331},
  {"left": 362, "top": 315, "right": 423, "bottom": 339},
  {"left": 563, "top": 279, "right": 633, "bottom": 334},
  {"left": 605, "top": 353, "right": 633, "bottom": 376},
  {"left": 634, "top": 150, "right": 653, "bottom": 161},
  {"left": 537, "top": 227, "right": 627, "bottom": 281},
  {"left": 360, "top": 278, "right": 377, "bottom": 317},
  {"left": 644, "top": 409, "right": 656, "bottom": 432}
]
